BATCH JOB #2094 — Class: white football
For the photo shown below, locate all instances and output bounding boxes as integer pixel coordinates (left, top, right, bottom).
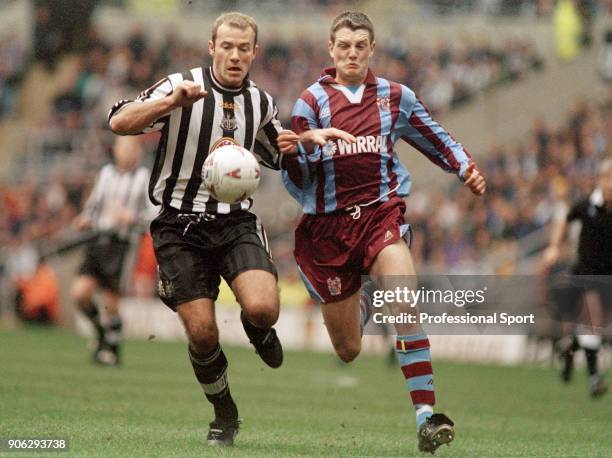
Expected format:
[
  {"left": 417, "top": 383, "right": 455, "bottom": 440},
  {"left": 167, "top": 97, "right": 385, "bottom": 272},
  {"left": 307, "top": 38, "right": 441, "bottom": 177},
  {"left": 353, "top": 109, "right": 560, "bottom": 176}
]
[{"left": 203, "top": 144, "right": 261, "bottom": 204}]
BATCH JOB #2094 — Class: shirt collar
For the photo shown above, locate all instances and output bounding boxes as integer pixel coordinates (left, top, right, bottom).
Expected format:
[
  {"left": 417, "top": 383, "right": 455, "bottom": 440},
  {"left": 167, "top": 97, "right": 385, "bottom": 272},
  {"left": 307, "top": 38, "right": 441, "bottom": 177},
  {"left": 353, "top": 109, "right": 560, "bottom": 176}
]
[
  {"left": 206, "top": 67, "right": 251, "bottom": 93},
  {"left": 318, "top": 67, "right": 377, "bottom": 86}
]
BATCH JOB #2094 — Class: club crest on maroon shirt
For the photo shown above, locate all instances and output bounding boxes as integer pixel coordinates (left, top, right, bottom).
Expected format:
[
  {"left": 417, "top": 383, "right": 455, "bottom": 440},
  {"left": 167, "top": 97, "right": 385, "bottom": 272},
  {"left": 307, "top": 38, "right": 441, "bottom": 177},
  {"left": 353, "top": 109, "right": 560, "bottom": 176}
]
[
  {"left": 322, "top": 141, "right": 337, "bottom": 157},
  {"left": 376, "top": 96, "right": 390, "bottom": 112},
  {"left": 327, "top": 276, "right": 342, "bottom": 296}
]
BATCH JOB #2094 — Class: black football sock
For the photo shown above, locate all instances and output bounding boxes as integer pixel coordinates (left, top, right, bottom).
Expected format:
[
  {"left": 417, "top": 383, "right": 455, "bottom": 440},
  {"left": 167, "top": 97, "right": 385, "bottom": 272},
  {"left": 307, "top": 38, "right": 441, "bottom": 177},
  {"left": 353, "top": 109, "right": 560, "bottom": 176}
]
[
  {"left": 241, "top": 311, "right": 270, "bottom": 343},
  {"left": 585, "top": 348, "right": 599, "bottom": 377},
  {"left": 82, "top": 301, "right": 104, "bottom": 337},
  {"left": 104, "top": 315, "right": 123, "bottom": 355},
  {"left": 188, "top": 344, "right": 238, "bottom": 423}
]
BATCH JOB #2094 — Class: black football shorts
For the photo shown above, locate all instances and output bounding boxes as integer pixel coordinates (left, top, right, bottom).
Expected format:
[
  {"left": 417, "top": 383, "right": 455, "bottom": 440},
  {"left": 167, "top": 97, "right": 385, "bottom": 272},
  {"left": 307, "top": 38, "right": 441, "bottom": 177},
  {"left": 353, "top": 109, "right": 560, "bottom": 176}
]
[
  {"left": 150, "top": 206, "right": 277, "bottom": 310},
  {"left": 79, "top": 234, "right": 130, "bottom": 293}
]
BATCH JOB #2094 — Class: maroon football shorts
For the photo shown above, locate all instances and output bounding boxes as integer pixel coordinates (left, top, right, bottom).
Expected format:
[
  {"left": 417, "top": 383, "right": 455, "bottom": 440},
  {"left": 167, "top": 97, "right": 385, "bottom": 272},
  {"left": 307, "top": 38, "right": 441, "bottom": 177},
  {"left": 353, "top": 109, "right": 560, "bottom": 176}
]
[{"left": 294, "top": 197, "right": 410, "bottom": 303}]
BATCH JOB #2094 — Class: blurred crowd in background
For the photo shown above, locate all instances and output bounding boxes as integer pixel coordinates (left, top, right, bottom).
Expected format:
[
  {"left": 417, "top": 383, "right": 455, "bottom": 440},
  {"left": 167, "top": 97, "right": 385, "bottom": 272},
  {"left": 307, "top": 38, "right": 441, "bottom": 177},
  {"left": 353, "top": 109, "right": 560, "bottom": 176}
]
[
  {"left": 42, "top": 24, "right": 543, "bottom": 130},
  {"left": 0, "top": 31, "right": 28, "bottom": 120},
  {"left": 407, "top": 99, "right": 610, "bottom": 273},
  {"left": 3, "top": 0, "right": 608, "bottom": 121}
]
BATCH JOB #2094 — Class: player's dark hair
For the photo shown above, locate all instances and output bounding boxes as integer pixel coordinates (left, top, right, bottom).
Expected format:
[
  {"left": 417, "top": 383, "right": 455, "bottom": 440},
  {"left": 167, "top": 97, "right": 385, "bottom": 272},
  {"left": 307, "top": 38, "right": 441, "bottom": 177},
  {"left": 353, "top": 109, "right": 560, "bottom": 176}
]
[
  {"left": 330, "top": 11, "right": 375, "bottom": 43},
  {"left": 212, "top": 12, "right": 258, "bottom": 46}
]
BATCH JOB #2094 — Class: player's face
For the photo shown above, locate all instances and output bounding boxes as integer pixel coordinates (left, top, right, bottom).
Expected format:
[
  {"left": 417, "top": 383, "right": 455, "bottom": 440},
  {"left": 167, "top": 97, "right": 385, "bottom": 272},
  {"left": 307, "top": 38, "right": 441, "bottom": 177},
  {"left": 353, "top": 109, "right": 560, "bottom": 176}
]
[
  {"left": 113, "top": 136, "right": 142, "bottom": 171},
  {"left": 329, "top": 27, "right": 375, "bottom": 85},
  {"left": 599, "top": 170, "right": 612, "bottom": 204},
  {"left": 209, "top": 23, "right": 258, "bottom": 88}
]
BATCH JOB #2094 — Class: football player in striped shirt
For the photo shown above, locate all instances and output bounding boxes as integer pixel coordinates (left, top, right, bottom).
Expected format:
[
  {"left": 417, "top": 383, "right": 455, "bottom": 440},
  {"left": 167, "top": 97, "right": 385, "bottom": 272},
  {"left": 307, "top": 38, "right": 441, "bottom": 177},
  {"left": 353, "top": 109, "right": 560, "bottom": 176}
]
[
  {"left": 71, "top": 136, "right": 151, "bottom": 367},
  {"left": 278, "top": 11, "right": 486, "bottom": 454},
  {"left": 109, "top": 12, "right": 352, "bottom": 447}
]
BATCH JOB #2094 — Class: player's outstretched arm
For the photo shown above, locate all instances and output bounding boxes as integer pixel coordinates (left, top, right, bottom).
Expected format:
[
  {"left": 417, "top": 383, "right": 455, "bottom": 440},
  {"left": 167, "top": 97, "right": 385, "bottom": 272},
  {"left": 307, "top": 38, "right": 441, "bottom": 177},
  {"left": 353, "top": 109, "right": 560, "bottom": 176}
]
[
  {"left": 300, "top": 128, "right": 356, "bottom": 147},
  {"left": 277, "top": 128, "right": 355, "bottom": 155},
  {"left": 298, "top": 128, "right": 356, "bottom": 153},
  {"left": 463, "top": 162, "right": 486, "bottom": 196},
  {"left": 110, "top": 81, "right": 207, "bottom": 135},
  {"left": 539, "top": 218, "right": 568, "bottom": 273}
]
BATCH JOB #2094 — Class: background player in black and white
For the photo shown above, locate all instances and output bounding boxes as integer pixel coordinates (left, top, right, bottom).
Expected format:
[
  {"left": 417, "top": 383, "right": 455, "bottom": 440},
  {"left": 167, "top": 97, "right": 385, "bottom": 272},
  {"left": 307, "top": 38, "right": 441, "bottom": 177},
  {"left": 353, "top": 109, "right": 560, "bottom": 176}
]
[
  {"left": 107, "top": 12, "right": 313, "bottom": 447},
  {"left": 541, "top": 158, "right": 612, "bottom": 398},
  {"left": 71, "top": 135, "right": 151, "bottom": 366}
]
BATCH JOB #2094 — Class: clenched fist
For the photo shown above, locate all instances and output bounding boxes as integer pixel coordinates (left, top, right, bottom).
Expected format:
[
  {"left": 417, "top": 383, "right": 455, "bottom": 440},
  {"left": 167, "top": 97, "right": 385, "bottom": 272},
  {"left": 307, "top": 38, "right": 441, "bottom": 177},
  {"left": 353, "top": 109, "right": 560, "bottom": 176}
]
[{"left": 170, "top": 81, "right": 208, "bottom": 108}]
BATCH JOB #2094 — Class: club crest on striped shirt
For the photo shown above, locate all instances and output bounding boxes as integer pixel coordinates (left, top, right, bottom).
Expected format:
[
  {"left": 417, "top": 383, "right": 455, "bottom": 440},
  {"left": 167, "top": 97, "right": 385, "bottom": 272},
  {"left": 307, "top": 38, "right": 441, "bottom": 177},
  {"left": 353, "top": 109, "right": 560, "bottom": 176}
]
[
  {"left": 327, "top": 276, "right": 342, "bottom": 296},
  {"left": 220, "top": 112, "right": 237, "bottom": 132},
  {"left": 376, "top": 96, "right": 390, "bottom": 112}
]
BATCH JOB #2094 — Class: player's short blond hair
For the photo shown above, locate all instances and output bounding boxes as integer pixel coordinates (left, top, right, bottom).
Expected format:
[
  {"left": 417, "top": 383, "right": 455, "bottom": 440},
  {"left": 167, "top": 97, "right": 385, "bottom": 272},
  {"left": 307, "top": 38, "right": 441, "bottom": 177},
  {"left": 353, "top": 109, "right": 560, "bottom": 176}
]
[
  {"left": 211, "top": 12, "right": 258, "bottom": 46},
  {"left": 330, "top": 11, "right": 375, "bottom": 43}
]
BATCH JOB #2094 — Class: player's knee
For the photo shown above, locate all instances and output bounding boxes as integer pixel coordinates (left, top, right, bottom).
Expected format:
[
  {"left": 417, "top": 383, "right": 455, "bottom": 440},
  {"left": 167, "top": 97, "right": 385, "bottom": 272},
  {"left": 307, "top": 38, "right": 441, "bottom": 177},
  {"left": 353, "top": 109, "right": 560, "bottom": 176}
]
[
  {"left": 185, "top": 321, "right": 219, "bottom": 354},
  {"left": 71, "top": 284, "right": 91, "bottom": 307},
  {"left": 243, "top": 302, "right": 279, "bottom": 329},
  {"left": 336, "top": 342, "right": 361, "bottom": 363}
]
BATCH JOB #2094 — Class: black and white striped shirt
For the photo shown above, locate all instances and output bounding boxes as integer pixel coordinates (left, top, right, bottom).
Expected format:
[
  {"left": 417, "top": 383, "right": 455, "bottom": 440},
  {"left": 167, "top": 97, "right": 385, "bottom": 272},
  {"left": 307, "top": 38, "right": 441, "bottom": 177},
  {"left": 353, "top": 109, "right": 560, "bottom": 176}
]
[
  {"left": 108, "top": 66, "right": 283, "bottom": 214},
  {"left": 82, "top": 163, "right": 152, "bottom": 240}
]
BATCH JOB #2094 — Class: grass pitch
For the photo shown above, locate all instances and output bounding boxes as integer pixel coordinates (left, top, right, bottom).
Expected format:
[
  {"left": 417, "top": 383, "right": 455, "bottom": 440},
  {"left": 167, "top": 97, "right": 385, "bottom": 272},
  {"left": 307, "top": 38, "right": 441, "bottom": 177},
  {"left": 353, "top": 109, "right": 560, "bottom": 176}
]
[{"left": 0, "top": 326, "right": 610, "bottom": 457}]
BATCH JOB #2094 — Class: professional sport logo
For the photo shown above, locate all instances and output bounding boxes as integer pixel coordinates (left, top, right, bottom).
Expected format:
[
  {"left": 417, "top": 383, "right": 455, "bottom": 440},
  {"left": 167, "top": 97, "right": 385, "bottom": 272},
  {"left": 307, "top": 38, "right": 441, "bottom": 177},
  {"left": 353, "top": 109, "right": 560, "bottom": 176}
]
[
  {"left": 220, "top": 112, "right": 238, "bottom": 132},
  {"left": 322, "top": 141, "right": 337, "bottom": 157},
  {"left": 210, "top": 136, "right": 238, "bottom": 151},
  {"left": 327, "top": 276, "right": 342, "bottom": 296},
  {"left": 376, "top": 96, "right": 390, "bottom": 112}
]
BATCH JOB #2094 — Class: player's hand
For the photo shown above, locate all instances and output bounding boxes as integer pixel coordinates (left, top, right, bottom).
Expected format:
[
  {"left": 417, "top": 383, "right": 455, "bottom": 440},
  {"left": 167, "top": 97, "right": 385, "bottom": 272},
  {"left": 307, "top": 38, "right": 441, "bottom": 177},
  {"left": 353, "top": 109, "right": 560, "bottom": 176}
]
[
  {"left": 539, "top": 245, "right": 560, "bottom": 274},
  {"left": 118, "top": 209, "right": 136, "bottom": 225},
  {"left": 463, "top": 162, "right": 486, "bottom": 196},
  {"left": 277, "top": 130, "right": 301, "bottom": 154},
  {"left": 73, "top": 215, "right": 92, "bottom": 231},
  {"left": 170, "top": 81, "right": 207, "bottom": 108},
  {"left": 300, "top": 128, "right": 356, "bottom": 147}
]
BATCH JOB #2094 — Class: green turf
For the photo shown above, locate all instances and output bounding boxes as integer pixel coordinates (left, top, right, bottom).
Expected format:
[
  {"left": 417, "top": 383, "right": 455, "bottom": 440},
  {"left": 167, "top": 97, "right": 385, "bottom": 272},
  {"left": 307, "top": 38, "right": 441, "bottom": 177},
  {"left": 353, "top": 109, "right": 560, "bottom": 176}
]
[{"left": 0, "top": 326, "right": 610, "bottom": 457}]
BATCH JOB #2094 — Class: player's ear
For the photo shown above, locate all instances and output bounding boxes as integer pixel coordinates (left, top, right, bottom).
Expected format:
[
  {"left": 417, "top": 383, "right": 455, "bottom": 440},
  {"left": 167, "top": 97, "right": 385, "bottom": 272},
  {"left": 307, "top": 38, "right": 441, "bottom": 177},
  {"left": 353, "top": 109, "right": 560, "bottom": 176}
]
[
  {"left": 370, "top": 40, "right": 376, "bottom": 54},
  {"left": 328, "top": 40, "right": 334, "bottom": 59},
  {"left": 253, "top": 43, "right": 260, "bottom": 60},
  {"left": 208, "top": 39, "right": 214, "bottom": 57}
]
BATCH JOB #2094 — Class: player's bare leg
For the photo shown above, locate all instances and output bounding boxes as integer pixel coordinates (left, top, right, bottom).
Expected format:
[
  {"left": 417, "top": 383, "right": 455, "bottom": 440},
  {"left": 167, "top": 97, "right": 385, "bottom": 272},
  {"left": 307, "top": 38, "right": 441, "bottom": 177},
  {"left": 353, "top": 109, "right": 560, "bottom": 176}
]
[
  {"left": 370, "top": 239, "right": 454, "bottom": 454},
  {"left": 232, "top": 269, "right": 283, "bottom": 368},
  {"left": 320, "top": 290, "right": 362, "bottom": 362},
  {"left": 178, "top": 298, "right": 239, "bottom": 446},
  {"left": 71, "top": 275, "right": 98, "bottom": 316},
  {"left": 71, "top": 275, "right": 106, "bottom": 362},
  {"left": 581, "top": 290, "right": 608, "bottom": 398}
]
